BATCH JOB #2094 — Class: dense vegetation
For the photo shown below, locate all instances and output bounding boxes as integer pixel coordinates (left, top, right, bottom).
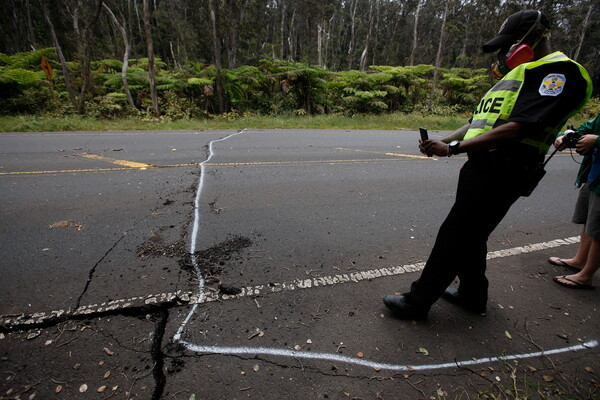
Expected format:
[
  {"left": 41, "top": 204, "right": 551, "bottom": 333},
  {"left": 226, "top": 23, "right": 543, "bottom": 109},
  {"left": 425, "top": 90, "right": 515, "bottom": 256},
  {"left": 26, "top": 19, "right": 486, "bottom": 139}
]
[{"left": 0, "top": 0, "right": 598, "bottom": 120}]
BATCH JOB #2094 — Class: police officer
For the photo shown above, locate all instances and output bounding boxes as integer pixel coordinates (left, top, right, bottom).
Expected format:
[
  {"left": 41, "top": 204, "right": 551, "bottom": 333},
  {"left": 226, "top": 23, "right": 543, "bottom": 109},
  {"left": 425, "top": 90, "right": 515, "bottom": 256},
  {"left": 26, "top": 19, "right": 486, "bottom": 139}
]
[{"left": 383, "top": 10, "right": 593, "bottom": 319}]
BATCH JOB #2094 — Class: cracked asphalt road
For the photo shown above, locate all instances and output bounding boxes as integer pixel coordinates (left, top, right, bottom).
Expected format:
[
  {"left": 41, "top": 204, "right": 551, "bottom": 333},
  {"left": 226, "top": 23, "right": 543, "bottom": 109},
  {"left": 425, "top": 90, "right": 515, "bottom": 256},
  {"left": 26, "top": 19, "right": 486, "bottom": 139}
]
[{"left": 1, "top": 129, "right": 598, "bottom": 399}]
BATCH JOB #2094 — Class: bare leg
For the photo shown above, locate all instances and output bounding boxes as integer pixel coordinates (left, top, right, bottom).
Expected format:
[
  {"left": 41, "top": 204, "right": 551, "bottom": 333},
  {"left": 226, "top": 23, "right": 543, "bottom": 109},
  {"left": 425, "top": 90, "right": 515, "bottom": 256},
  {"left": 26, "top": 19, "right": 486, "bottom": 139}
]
[
  {"left": 551, "top": 225, "right": 591, "bottom": 269},
  {"left": 555, "top": 236, "right": 600, "bottom": 287}
]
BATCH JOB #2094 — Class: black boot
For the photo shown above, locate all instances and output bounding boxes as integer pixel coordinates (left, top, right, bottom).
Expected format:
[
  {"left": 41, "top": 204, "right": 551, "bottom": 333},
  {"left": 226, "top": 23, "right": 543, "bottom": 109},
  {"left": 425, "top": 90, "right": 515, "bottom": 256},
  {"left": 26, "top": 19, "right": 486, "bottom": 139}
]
[
  {"left": 382, "top": 294, "right": 429, "bottom": 319},
  {"left": 441, "top": 287, "right": 486, "bottom": 314}
]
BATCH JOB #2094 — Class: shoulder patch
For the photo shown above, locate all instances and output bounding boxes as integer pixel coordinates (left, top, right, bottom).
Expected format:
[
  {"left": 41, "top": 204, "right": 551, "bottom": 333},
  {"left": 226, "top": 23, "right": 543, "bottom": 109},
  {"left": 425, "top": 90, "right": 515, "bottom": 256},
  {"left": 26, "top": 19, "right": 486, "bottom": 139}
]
[{"left": 539, "top": 73, "right": 566, "bottom": 96}]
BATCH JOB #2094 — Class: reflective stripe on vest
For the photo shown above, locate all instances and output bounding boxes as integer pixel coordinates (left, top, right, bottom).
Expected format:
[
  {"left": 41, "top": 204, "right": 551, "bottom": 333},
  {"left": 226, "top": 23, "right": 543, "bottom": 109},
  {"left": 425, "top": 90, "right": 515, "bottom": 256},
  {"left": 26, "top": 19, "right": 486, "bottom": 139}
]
[{"left": 464, "top": 52, "right": 592, "bottom": 154}]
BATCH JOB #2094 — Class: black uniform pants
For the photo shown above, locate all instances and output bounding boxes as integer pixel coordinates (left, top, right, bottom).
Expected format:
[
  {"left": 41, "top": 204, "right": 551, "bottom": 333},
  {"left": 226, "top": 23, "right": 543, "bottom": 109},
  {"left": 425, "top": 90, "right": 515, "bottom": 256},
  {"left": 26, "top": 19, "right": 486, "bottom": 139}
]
[{"left": 405, "top": 159, "right": 522, "bottom": 308}]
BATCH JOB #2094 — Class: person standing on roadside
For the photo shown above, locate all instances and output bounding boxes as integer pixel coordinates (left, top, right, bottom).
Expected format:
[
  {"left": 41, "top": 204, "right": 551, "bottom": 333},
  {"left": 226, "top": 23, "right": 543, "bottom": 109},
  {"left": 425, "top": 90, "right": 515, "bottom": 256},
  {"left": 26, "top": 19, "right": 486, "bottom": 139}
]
[
  {"left": 383, "top": 10, "right": 593, "bottom": 319},
  {"left": 548, "top": 114, "right": 600, "bottom": 290}
]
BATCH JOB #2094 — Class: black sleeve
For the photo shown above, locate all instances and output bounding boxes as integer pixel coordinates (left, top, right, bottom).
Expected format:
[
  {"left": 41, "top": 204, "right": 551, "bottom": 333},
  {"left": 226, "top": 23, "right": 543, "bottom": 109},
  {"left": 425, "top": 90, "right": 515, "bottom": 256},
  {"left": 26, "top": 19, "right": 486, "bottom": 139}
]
[{"left": 508, "top": 62, "right": 588, "bottom": 128}]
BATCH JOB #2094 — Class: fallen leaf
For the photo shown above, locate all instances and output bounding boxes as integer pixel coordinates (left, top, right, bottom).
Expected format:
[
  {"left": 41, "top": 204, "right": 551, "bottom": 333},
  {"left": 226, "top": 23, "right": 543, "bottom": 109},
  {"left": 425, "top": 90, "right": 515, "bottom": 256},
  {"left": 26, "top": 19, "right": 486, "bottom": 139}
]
[
  {"left": 357, "top": 352, "right": 364, "bottom": 358},
  {"left": 373, "top": 367, "right": 381, "bottom": 372},
  {"left": 294, "top": 345, "right": 302, "bottom": 351},
  {"left": 505, "top": 330, "right": 512, "bottom": 339},
  {"left": 402, "top": 374, "right": 410, "bottom": 379},
  {"left": 527, "top": 365, "right": 537, "bottom": 372},
  {"left": 407, "top": 366, "right": 415, "bottom": 372},
  {"left": 97, "top": 386, "right": 107, "bottom": 393},
  {"left": 417, "top": 347, "right": 429, "bottom": 356},
  {"left": 103, "top": 371, "right": 111, "bottom": 379},
  {"left": 79, "top": 384, "right": 88, "bottom": 393},
  {"left": 98, "top": 361, "right": 105, "bottom": 366},
  {"left": 48, "top": 220, "right": 71, "bottom": 229},
  {"left": 437, "top": 388, "right": 445, "bottom": 397},
  {"left": 103, "top": 347, "right": 114, "bottom": 356},
  {"left": 26, "top": 331, "right": 41, "bottom": 340},
  {"left": 585, "top": 366, "right": 595, "bottom": 373},
  {"left": 55, "top": 385, "right": 63, "bottom": 393},
  {"left": 28, "top": 393, "right": 36, "bottom": 399},
  {"left": 306, "top": 339, "right": 312, "bottom": 344},
  {"left": 543, "top": 375, "right": 554, "bottom": 382},
  {"left": 252, "top": 364, "right": 260, "bottom": 372},
  {"left": 112, "top": 386, "right": 119, "bottom": 391},
  {"left": 189, "top": 395, "right": 196, "bottom": 400},
  {"left": 44, "top": 340, "right": 52, "bottom": 346},
  {"left": 480, "top": 371, "right": 488, "bottom": 377}
]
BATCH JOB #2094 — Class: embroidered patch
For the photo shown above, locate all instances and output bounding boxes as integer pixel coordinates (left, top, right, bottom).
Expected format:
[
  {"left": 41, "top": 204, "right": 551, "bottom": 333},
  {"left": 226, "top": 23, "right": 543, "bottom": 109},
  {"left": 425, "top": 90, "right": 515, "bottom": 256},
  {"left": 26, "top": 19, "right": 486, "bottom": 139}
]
[{"left": 539, "top": 74, "right": 566, "bottom": 96}]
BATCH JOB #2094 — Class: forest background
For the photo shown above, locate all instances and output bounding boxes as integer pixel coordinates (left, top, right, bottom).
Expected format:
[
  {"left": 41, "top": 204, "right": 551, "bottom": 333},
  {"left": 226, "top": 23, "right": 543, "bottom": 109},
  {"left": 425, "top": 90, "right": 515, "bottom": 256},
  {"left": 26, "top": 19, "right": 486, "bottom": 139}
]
[{"left": 0, "top": 0, "right": 599, "bottom": 131}]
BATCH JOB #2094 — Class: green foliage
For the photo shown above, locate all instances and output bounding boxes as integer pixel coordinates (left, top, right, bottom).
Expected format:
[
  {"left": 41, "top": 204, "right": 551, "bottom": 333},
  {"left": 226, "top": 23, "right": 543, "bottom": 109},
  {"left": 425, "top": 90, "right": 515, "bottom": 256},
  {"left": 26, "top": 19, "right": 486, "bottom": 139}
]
[
  {"left": 0, "top": 49, "right": 56, "bottom": 114},
  {"left": 260, "top": 59, "right": 331, "bottom": 114},
  {"left": 0, "top": 68, "right": 43, "bottom": 86},
  {"left": 0, "top": 50, "right": 499, "bottom": 119},
  {"left": 0, "top": 48, "right": 55, "bottom": 69},
  {"left": 86, "top": 95, "right": 134, "bottom": 119},
  {"left": 438, "top": 68, "right": 491, "bottom": 110}
]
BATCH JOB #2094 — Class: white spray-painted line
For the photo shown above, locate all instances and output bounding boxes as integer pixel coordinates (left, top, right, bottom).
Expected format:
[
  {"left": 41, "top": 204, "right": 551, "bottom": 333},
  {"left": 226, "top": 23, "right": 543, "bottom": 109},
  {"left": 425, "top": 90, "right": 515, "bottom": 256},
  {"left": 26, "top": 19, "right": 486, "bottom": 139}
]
[
  {"left": 174, "top": 129, "right": 246, "bottom": 341},
  {"left": 168, "top": 127, "right": 597, "bottom": 372},
  {"left": 181, "top": 339, "right": 598, "bottom": 372}
]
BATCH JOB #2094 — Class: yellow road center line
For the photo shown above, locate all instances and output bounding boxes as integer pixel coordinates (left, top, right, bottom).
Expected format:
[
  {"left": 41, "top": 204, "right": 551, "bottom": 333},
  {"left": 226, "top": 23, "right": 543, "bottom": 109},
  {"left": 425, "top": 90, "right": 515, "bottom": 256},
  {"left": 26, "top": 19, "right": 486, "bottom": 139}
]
[
  {"left": 335, "top": 147, "right": 433, "bottom": 160},
  {"left": 81, "top": 153, "right": 154, "bottom": 169}
]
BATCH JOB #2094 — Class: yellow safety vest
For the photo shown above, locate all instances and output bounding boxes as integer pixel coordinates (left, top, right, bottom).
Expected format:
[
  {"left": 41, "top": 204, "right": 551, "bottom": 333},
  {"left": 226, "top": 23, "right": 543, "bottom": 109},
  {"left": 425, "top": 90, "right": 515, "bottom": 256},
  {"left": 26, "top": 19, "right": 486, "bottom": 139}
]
[{"left": 464, "top": 52, "right": 592, "bottom": 154}]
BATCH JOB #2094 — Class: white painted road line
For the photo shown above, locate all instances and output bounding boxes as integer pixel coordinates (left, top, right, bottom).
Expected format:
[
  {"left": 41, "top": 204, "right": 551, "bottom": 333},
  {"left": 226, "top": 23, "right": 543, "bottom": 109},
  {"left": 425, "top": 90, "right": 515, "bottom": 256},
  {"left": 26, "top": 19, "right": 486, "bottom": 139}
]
[
  {"left": 180, "top": 339, "right": 598, "bottom": 372},
  {"left": 1, "top": 235, "right": 582, "bottom": 329}
]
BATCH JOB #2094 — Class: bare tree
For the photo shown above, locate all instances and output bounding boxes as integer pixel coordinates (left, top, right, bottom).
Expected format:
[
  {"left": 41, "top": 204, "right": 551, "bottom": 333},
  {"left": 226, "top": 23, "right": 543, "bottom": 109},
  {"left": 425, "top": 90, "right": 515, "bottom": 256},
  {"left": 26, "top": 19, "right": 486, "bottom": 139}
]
[
  {"left": 68, "top": 0, "right": 104, "bottom": 114},
  {"left": 359, "top": 0, "right": 376, "bottom": 72},
  {"left": 347, "top": 0, "right": 358, "bottom": 70},
  {"left": 408, "top": 0, "right": 422, "bottom": 66},
  {"left": 103, "top": 2, "right": 136, "bottom": 108},
  {"left": 142, "top": 0, "right": 159, "bottom": 117},
  {"left": 40, "top": 1, "right": 78, "bottom": 109},
  {"left": 431, "top": 1, "right": 449, "bottom": 108},
  {"left": 208, "top": 0, "right": 225, "bottom": 113},
  {"left": 573, "top": 0, "right": 593, "bottom": 62}
]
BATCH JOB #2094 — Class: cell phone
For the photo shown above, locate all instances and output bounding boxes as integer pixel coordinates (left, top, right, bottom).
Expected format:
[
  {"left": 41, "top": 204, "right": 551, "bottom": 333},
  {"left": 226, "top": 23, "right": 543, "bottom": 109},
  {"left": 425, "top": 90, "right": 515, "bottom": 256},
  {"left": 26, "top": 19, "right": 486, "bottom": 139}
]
[{"left": 419, "top": 128, "right": 428, "bottom": 141}]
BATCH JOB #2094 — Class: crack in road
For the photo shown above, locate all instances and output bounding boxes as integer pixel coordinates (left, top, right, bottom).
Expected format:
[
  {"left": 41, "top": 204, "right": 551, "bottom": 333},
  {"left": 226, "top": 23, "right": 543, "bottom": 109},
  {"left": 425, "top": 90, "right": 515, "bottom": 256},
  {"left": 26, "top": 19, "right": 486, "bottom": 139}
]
[{"left": 150, "top": 307, "right": 169, "bottom": 400}]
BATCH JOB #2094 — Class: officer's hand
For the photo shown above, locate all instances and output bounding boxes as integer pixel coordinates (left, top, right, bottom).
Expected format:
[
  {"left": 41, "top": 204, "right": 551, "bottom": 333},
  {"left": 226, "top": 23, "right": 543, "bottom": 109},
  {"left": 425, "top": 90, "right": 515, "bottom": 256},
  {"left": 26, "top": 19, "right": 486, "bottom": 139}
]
[
  {"left": 554, "top": 135, "right": 567, "bottom": 151},
  {"left": 576, "top": 134, "right": 598, "bottom": 155},
  {"left": 419, "top": 139, "right": 449, "bottom": 157}
]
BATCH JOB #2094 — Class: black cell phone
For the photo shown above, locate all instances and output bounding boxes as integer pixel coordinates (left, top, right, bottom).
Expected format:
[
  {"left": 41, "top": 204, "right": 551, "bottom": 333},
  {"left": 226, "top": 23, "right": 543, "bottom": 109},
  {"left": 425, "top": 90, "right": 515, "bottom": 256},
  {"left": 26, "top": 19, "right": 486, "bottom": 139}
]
[{"left": 419, "top": 128, "right": 428, "bottom": 141}]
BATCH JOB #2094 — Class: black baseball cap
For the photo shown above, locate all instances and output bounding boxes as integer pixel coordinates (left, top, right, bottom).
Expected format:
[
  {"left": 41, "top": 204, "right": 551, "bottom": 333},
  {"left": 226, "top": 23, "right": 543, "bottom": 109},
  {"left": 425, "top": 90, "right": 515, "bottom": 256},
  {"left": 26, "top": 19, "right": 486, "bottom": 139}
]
[{"left": 482, "top": 10, "right": 550, "bottom": 53}]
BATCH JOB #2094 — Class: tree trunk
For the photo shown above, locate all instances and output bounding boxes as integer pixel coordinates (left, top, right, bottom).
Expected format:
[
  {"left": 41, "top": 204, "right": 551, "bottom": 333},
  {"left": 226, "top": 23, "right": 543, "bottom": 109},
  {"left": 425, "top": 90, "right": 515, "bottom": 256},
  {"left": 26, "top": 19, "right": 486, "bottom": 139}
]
[
  {"left": 279, "top": 0, "right": 285, "bottom": 60},
  {"left": 40, "top": 1, "right": 78, "bottom": 109},
  {"left": 71, "top": 0, "right": 103, "bottom": 115},
  {"left": 143, "top": 0, "right": 160, "bottom": 117},
  {"left": 408, "top": 0, "right": 421, "bottom": 66},
  {"left": 317, "top": 23, "right": 323, "bottom": 67},
  {"left": 208, "top": 0, "right": 225, "bottom": 114},
  {"left": 573, "top": 0, "right": 593, "bottom": 62},
  {"left": 287, "top": 9, "right": 296, "bottom": 61},
  {"left": 430, "top": 1, "right": 448, "bottom": 109},
  {"left": 103, "top": 3, "right": 136, "bottom": 109},
  {"left": 359, "top": 0, "right": 375, "bottom": 72},
  {"left": 347, "top": 0, "right": 358, "bottom": 70}
]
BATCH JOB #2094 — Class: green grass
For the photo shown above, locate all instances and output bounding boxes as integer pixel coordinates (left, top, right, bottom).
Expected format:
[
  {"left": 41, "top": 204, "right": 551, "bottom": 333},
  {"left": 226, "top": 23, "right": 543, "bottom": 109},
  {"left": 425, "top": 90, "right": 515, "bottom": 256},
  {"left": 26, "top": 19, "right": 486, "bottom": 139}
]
[
  {"left": 0, "top": 112, "right": 474, "bottom": 133},
  {"left": 0, "top": 109, "right": 594, "bottom": 133}
]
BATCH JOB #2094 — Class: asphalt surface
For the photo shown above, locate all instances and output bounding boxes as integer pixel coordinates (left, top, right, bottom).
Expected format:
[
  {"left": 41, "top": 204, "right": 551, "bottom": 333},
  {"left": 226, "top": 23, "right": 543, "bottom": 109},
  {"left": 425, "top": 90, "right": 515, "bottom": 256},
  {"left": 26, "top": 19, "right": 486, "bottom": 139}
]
[{"left": 1, "top": 129, "right": 598, "bottom": 400}]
